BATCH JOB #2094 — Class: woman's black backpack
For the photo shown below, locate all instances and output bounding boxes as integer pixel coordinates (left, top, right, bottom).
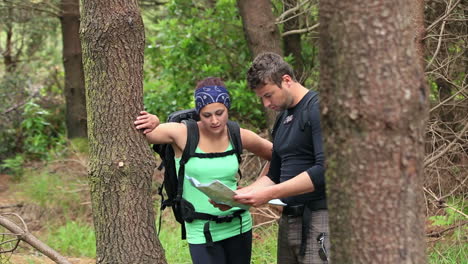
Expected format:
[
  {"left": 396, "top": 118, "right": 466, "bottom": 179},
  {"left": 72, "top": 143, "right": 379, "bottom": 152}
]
[{"left": 152, "top": 108, "right": 243, "bottom": 240}]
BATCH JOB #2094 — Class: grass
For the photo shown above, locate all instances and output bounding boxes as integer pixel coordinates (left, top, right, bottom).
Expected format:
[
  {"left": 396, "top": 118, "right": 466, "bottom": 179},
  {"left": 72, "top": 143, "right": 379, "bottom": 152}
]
[
  {"left": 157, "top": 219, "right": 192, "bottom": 264},
  {"left": 252, "top": 224, "right": 278, "bottom": 264},
  {"left": 45, "top": 221, "right": 96, "bottom": 257},
  {"left": 5, "top": 159, "right": 94, "bottom": 259},
  {"left": 427, "top": 197, "right": 467, "bottom": 264},
  {"left": 16, "top": 171, "right": 68, "bottom": 206},
  {"left": 429, "top": 238, "right": 468, "bottom": 264}
]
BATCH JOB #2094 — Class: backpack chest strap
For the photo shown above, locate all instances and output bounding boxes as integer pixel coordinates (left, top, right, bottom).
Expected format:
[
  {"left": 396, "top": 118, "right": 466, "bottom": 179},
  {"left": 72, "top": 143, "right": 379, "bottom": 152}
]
[{"left": 191, "top": 149, "right": 237, "bottom": 159}]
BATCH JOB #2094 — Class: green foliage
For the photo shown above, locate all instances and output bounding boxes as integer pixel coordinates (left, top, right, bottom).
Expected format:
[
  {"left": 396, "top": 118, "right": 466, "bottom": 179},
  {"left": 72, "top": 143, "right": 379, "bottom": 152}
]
[
  {"left": 0, "top": 154, "right": 25, "bottom": 179},
  {"left": 0, "top": 1, "right": 62, "bottom": 166},
  {"left": 227, "top": 80, "right": 266, "bottom": 129},
  {"left": 429, "top": 198, "right": 467, "bottom": 227},
  {"left": 0, "top": 73, "right": 28, "bottom": 163},
  {"left": 142, "top": 0, "right": 265, "bottom": 128},
  {"left": 0, "top": 1, "right": 58, "bottom": 59},
  {"left": 20, "top": 100, "right": 66, "bottom": 159},
  {"left": 143, "top": 79, "right": 194, "bottom": 122},
  {"left": 428, "top": 197, "right": 467, "bottom": 264},
  {"left": 45, "top": 221, "right": 96, "bottom": 257},
  {"left": 70, "top": 137, "right": 89, "bottom": 155},
  {"left": 0, "top": 98, "right": 67, "bottom": 175}
]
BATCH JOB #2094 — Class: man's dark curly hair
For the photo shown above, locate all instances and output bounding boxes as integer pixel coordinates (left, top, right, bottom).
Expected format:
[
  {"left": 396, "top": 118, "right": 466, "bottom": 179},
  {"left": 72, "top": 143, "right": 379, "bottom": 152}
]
[{"left": 246, "top": 52, "right": 296, "bottom": 90}]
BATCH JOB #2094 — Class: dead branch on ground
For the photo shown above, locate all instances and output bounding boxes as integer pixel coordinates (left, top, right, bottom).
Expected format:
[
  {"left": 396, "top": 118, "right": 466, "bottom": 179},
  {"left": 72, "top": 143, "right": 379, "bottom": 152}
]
[{"left": 0, "top": 213, "right": 71, "bottom": 264}]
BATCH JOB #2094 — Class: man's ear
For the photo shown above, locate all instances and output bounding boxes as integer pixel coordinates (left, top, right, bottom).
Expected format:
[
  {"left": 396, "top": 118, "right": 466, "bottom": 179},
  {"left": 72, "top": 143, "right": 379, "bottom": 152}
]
[{"left": 282, "top": 74, "right": 293, "bottom": 87}]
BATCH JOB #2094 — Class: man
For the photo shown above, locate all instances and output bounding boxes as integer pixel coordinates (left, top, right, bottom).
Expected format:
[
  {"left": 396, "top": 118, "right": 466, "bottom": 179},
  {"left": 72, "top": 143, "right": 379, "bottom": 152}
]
[{"left": 234, "top": 52, "right": 329, "bottom": 263}]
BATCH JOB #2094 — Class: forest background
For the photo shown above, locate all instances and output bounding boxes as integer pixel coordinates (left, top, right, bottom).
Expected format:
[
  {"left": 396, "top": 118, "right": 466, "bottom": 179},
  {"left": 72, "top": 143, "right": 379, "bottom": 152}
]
[{"left": 0, "top": 0, "right": 466, "bottom": 263}]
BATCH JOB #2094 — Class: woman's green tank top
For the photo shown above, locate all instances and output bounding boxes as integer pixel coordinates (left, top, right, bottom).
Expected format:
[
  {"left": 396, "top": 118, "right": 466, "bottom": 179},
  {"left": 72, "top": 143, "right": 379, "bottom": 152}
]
[{"left": 175, "top": 144, "right": 252, "bottom": 244}]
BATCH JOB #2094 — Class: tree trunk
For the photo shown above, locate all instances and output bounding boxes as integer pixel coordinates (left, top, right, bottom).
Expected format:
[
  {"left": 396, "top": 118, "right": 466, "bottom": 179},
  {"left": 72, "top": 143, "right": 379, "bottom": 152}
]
[
  {"left": 319, "top": 1, "right": 428, "bottom": 263},
  {"left": 410, "top": 0, "right": 425, "bottom": 69},
  {"left": 3, "top": 4, "right": 18, "bottom": 73},
  {"left": 283, "top": 0, "right": 305, "bottom": 83},
  {"left": 4, "top": 25, "right": 16, "bottom": 73},
  {"left": 60, "top": 0, "right": 87, "bottom": 139},
  {"left": 80, "top": 1, "right": 166, "bottom": 263},
  {"left": 236, "top": 0, "right": 282, "bottom": 130}
]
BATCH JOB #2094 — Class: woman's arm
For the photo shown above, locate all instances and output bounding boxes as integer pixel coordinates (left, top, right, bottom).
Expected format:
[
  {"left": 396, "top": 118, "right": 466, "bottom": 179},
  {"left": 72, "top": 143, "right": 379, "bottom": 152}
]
[
  {"left": 240, "top": 128, "right": 272, "bottom": 161},
  {"left": 134, "top": 111, "right": 186, "bottom": 146},
  {"left": 145, "top": 122, "right": 186, "bottom": 145}
]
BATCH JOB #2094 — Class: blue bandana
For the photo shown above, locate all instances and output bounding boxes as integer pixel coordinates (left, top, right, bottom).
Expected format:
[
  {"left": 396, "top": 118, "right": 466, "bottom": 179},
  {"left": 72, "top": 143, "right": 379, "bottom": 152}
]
[{"left": 194, "top": 86, "right": 231, "bottom": 113}]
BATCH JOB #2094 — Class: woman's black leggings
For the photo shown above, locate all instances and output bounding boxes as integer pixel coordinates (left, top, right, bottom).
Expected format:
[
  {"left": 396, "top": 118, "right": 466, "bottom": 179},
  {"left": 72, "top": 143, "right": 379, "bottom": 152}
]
[{"left": 188, "top": 230, "right": 252, "bottom": 264}]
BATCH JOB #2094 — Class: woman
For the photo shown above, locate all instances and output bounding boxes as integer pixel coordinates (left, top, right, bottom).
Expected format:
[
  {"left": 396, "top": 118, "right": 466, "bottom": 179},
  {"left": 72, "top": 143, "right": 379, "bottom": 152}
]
[{"left": 134, "top": 77, "right": 272, "bottom": 264}]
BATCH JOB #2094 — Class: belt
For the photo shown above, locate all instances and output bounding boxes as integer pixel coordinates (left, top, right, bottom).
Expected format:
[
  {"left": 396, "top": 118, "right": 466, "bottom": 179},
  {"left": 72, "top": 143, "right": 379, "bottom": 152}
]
[{"left": 282, "top": 204, "right": 305, "bottom": 217}]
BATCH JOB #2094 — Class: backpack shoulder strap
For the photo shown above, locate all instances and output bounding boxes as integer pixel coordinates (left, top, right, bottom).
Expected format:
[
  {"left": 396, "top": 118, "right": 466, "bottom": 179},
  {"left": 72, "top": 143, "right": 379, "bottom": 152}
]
[
  {"left": 226, "top": 120, "right": 242, "bottom": 157},
  {"left": 176, "top": 120, "right": 199, "bottom": 200},
  {"left": 300, "top": 91, "right": 318, "bottom": 131},
  {"left": 271, "top": 111, "right": 286, "bottom": 139},
  {"left": 226, "top": 120, "right": 243, "bottom": 179},
  {"left": 181, "top": 119, "right": 199, "bottom": 163}
]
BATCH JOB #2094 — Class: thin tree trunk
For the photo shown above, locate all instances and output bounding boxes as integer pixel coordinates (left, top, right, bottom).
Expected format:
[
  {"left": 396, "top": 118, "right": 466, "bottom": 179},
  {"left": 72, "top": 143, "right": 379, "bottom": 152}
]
[
  {"left": 236, "top": 0, "right": 282, "bottom": 130},
  {"left": 319, "top": 0, "right": 428, "bottom": 263},
  {"left": 283, "top": 0, "right": 305, "bottom": 83},
  {"left": 80, "top": 0, "right": 166, "bottom": 263},
  {"left": 60, "top": 0, "right": 87, "bottom": 139},
  {"left": 4, "top": 25, "right": 16, "bottom": 73},
  {"left": 3, "top": 4, "right": 18, "bottom": 73}
]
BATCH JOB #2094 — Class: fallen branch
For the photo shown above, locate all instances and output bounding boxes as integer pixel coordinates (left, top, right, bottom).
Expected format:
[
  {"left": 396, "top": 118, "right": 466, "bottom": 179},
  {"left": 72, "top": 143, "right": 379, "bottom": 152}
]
[
  {"left": 0, "top": 237, "right": 20, "bottom": 254},
  {"left": 426, "top": 221, "right": 468, "bottom": 237},
  {"left": 2, "top": 91, "right": 39, "bottom": 115},
  {"left": 0, "top": 203, "right": 23, "bottom": 210},
  {"left": 0, "top": 214, "right": 71, "bottom": 264}
]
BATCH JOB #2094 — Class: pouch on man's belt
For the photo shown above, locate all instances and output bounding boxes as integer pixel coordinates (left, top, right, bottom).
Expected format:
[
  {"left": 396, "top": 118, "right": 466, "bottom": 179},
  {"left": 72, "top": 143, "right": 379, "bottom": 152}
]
[{"left": 282, "top": 204, "right": 305, "bottom": 217}]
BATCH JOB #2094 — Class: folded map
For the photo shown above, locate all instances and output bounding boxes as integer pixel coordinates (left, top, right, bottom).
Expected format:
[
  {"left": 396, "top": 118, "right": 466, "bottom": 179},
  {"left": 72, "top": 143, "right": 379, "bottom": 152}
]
[
  {"left": 186, "top": 176, "right": 286, "bottom": 210},
  {"left": 187, "top": 176, "right": 250, "bottom": 210}
]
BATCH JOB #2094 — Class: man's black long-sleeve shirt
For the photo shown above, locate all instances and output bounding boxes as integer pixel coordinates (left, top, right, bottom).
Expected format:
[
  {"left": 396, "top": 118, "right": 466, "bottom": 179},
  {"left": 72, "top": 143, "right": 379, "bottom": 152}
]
[{"left": 267, "top": 90, "right": 327, "bottom": 209}]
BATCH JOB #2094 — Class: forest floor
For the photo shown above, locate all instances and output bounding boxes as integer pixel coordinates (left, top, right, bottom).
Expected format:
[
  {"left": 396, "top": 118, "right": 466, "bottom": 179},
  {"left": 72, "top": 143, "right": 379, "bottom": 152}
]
[
  {"left": 0, "top": 157, "right": 465, "bottom": 264},
  {"left": 0, "top": 168, "right": 96, "bottom": 264},
  {"left": 0, "top": 164, "right": 280, "bottom": 264}
]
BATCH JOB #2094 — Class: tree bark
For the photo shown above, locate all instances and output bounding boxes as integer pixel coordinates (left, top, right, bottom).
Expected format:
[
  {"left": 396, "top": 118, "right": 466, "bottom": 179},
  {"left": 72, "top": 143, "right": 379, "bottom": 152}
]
[
  {"left": 60, "top": 0, "right": 87, "bottom": 139},
  {"left": 283, "top": 0, "right": 305, "bottom": 83},
  {"left": 80, "top": 1, "right": 166, "bottom": 263},
  {"left": 236, "top": 0, "right": 282, "bottom": 130},
  {"left": 236, "top": 0, "right": 282, "bottom": 57},
  {"left": 409, "top": 0, "right": 426, "bottom": 69},
  {"left": 319, "top": 1, "right": 428, "bottom": 263},
  {"left": 2, "top": 4, "right": 19, "bottom": 73}
]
